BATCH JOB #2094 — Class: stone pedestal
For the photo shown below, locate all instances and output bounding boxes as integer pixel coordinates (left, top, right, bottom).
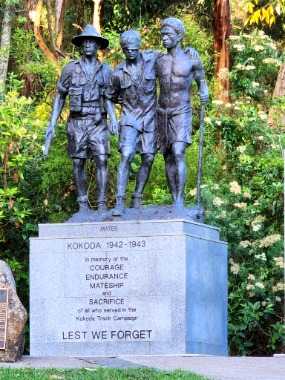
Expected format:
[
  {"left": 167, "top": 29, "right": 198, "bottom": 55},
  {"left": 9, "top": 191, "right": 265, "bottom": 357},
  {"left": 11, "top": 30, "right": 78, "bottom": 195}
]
[{"left": 29, "top": 219, "right": 228, "bottom": 356}]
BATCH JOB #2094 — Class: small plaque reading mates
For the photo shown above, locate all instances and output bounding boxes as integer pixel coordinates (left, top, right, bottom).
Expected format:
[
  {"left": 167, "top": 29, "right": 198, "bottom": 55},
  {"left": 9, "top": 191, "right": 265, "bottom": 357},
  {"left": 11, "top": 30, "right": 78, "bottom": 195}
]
[{"left": 0, "top": 288, "right": 8, "bottom": 349}]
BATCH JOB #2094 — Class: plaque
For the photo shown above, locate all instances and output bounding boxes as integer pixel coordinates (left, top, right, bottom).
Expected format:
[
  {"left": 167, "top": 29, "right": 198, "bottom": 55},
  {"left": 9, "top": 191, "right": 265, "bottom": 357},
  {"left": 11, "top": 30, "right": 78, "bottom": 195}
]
[{"left": 0, "top": 288, "right": 8, "bottom": 350}]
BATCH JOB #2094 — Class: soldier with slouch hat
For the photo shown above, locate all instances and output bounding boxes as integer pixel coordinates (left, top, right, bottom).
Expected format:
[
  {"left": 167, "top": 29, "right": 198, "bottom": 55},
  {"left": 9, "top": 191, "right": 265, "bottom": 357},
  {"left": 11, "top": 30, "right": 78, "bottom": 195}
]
[{"left": 45, "top": 25, "right": 118, "bottom": 214}]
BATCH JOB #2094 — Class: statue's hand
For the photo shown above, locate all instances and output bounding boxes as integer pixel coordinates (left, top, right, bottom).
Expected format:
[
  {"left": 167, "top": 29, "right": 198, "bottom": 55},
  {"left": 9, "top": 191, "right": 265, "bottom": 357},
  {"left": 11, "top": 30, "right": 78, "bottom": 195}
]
[
  {"left": 184, "top": 47, "right": 200, "bottom": 60},
  {"left": 45, "top": 124, "right": 55, "bottom": 139},
  {"left": 109, "top": 120, "right": 119, "bottom": 136}
]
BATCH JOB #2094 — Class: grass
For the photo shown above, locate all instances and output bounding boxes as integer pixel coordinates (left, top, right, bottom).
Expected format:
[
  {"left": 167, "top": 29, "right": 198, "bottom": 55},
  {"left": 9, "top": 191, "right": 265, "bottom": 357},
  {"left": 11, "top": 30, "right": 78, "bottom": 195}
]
[{"left": 0, "top": 367, "right": 213, "bottom": 379}]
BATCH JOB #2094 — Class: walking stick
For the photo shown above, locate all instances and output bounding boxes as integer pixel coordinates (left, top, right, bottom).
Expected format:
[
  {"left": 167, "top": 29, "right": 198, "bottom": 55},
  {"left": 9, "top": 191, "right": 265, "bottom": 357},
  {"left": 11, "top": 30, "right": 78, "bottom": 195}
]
[
  {"left": 44, "top": 134, "right": 52, "bottom": 157},
  {"left": 197, "top": 103, "right": 205, "bottom": 207}
]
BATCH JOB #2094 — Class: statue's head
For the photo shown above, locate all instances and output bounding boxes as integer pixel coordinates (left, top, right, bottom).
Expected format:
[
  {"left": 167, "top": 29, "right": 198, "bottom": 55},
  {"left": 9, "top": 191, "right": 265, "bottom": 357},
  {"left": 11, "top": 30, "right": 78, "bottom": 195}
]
[
  {"left": 120, "top": 30, "right": 141, "bottom": 62},
  {"left": 71, "top": 24, "right": 109, "bottom": 50},
  {"left": 161, "top": 18, "right": 185, "bottom": 39},
  {"left": 120, "top": 30, "right": 141, "bottom": 50}
]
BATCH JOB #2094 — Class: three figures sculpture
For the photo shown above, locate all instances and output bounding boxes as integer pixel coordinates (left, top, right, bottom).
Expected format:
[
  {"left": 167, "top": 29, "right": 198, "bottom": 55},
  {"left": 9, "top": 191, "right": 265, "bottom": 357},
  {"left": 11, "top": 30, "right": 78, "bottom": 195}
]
[{"left": 45, "top": 18, "right": 209, "bottom": 218}]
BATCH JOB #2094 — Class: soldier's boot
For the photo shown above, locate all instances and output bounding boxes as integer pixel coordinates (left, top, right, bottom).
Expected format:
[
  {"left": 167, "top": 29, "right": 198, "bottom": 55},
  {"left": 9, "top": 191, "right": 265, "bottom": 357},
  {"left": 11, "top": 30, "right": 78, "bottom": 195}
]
[
  {"left": 97, "top": 196, "right": 107, "bottom": 214},
  {"left": 77, "top": 195, "right": 89, "bottom": 213},
  {"left": 130, "top": 193, "right": 143, "bottom": 209},
  {"left": 112, "top": 195, "right": 126, "bottom": 216}
]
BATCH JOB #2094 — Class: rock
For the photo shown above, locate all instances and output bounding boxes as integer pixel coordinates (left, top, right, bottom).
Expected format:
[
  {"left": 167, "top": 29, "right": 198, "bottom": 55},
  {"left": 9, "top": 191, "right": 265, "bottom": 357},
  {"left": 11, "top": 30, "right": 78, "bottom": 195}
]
[{"left": 0, "top": 261, "right": 27, "bottom": 362}]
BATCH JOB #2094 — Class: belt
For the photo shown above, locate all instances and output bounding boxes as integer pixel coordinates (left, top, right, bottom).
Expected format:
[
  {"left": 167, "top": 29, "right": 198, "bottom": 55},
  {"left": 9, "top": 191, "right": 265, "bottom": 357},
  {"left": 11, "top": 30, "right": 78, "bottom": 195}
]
[{"left": 82, "top": 102, "right": 101, "bottom": 108}]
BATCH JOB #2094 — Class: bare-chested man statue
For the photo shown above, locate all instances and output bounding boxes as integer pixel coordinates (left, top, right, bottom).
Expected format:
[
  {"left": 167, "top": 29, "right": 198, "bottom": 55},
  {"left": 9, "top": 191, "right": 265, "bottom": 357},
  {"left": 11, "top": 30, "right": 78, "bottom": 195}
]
[{"left": 156, "top": 18, "right": 209, "bottom": 213}]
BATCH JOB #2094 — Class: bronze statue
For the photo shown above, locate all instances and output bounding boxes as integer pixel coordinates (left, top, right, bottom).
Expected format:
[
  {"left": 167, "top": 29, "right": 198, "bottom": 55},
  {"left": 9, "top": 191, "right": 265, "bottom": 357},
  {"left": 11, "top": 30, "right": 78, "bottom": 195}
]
[
  {"left": 106, "top": 30, "right": 158, "bottom": 216},
  {"left": 156, "top": 18, "right": 209, "bottom": 213},
  {"left": 45, "top": 25, "right": 118, "bottom": 214}
]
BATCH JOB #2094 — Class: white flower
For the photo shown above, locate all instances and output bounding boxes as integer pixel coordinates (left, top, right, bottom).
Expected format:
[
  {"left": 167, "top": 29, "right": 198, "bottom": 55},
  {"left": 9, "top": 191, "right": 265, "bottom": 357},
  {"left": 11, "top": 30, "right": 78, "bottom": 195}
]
[
  {"left": 205, "top": 117, "right": 212, "bottom": 124},
  {"left": 233, "top": 44, "right": 245, "bottom": 51},
  {"left": 237, "top": 146, "right": 246, "bottom": 154},
  {"left": 213, "top": 197, "right": 224, "bottom": 206},
  {"left": 230, "top": 262, "right": 240, "bottom": 274},
  {"left": 263, "top": 58, "right": 279, "bottom": 65},
  {"left": 258, "top": 111, "right": 267, "bottom": 120},
  {"left": 252, "top": 82, "right": 260, "bottom": 88},
  {"left": 245, "top": 65, "right": 256, "bottom": 70},
  {"left": 259, "top": 234, "right": 281, "bottom": 248},
  {"left": 255, "top": 253, "right": 266, "bottom": 261},
  {"left": 273, "top": 257, "right": 284, "bottom": 269},
  {"left": 243, "top": 192, "right": 251, "bottom": 198},
  {"left": 230, "top": 181, "right": 242, "bottom": 194},
  {"left": 255, "top": 282, "right": 265, "bottom": 289},
  {"left": 248, "top": 274, "right": 255, "bottom": 280},
  {"left": 235, "top": 63, "right": 244, "bottom": 70},
  {"left": 215, "top": 120, "right": 222, "bottom": 126},
  {"left": 253, "top": 45, "right": 264, "bottom": 51},
  {"left": 272, "top": 283, "right": 284, "bottom": 292},
  {"left": 239, "top": 240, "right": 252, "bottom": 248},
  {"left": 212, "top": 99, "right": 224, "bottom": 105},
  {"left": 229, "top": 35, "right": 240, "bottom": 40},
  {"left": 189, "top": 188, "right": 197, "bottom": 196},
  {"left": 234, "top": 202, "right": 247, "bottom": 209},
  {"left": 265, "top": 42, "right": 277, "bottom": 50},
  {"left": 243, "top": 34, "right": 254, "bottom": 39}
]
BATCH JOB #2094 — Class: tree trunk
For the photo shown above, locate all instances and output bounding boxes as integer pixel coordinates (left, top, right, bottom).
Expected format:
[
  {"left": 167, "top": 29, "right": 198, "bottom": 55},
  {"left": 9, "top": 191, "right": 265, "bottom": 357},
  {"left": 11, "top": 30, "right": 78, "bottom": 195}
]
[
  {"left": 0, "top": 3, "right": 14, "bottom": 91},
  {"left": 93, "top": 0, "right": 103, "bottom": 33},
  {"left": 33, "top": 0, "right": 58, "bottom": 64},
  {"left": 268, "top": 63, "right": 285, "bottom": 127},
  {"left": 213, "top": 0, "right": 231, "bottom": 103},
  {"left": 55, "top": 0, "right": 67, "bottom": 50}
]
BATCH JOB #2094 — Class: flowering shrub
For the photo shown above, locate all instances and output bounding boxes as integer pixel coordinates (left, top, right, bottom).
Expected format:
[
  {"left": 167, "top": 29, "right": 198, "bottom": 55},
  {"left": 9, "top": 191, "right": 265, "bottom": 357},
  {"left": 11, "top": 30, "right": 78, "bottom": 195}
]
[
  {"left": 186, "top": 28, "right": 284, "bottom": 355},
  {"left": 229, "top": 30, "right": 280, "bottom": 103},
  {"left": 197, "top": 178, "right": 284, "bottom": 355}
]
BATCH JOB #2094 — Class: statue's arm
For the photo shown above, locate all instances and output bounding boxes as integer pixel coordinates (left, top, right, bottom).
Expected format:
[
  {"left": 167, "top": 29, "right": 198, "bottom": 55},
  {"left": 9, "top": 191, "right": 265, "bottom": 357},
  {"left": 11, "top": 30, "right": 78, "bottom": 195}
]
[
  {"left": 105, "top": 99, "right": 119, "bottom": 136},
  {"left": 105, "top": 71, "right": 121, "bottom": 136},
  {"left": 193, "top": 61, "right": 209, "bottom": 105},
  {"left": 45, "top": 66, "right": 69, "bottom": 139},
  {"left": 45, "top": 91, "right": 67, "bottom": 139}
]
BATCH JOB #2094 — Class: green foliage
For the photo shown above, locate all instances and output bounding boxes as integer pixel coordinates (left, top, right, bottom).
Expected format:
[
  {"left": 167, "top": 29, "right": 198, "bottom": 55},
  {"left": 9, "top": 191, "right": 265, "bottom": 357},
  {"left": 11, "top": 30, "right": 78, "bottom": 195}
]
[
  {"left": 185, "top": 30, "right": 285, "bottom": 353},
  {"left": 199, "top": 177, "right": 284, "bottom": 355},
  {"left": 0, "top": 77, "right": 47, "bottom": 318},
  {"left": 0, "top": 367, "right": 210, "bottom": 380},
  {"left": 229, "top": 29, "right": 280, "bottom": 103},
  {"left": 11, "top": 26, "right": 59, "bottom": 100}
]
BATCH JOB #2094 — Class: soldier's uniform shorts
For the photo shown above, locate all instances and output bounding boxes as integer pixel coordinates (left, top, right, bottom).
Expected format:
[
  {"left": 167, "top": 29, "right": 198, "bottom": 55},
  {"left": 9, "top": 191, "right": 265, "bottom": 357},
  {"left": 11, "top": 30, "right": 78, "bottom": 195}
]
[
  {"left": 157, "top": 107, "right": 192, "bottom": 154},
  {"left": 118, "top": 125, "right": 157, "bottom": 154},
  {"left": 67, "top": 116, "right": 110, "bottom": 158}
]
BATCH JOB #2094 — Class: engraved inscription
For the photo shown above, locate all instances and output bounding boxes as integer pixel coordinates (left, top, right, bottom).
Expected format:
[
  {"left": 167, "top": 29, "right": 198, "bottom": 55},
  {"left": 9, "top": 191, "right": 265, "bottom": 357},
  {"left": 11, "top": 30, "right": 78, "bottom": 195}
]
[
  {"left": 0, "top": 288, "right": 8, "bottom": 350},
  {"left": 61, "top": 329, "right": 153, "bottom": 341},
  {"left": 59, "top": 236, "right": 166, "bottom": 344}
]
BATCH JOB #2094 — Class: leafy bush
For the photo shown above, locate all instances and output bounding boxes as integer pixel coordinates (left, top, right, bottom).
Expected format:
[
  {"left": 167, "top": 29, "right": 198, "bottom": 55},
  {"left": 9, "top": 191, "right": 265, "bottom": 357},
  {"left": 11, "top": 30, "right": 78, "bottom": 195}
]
[
  {"left": 0, "top": 78, "right": 47, "bottom": 318},
  {"left": 186, "top": 29, "right": 284, "bottom": 353}
]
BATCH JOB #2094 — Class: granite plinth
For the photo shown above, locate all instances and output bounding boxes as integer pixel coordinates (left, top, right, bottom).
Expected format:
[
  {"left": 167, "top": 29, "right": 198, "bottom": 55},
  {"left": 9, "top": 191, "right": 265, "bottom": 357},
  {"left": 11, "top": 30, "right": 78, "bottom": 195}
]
[{"left": 29, "top": 219, "right": 228, "bottom": 356}]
